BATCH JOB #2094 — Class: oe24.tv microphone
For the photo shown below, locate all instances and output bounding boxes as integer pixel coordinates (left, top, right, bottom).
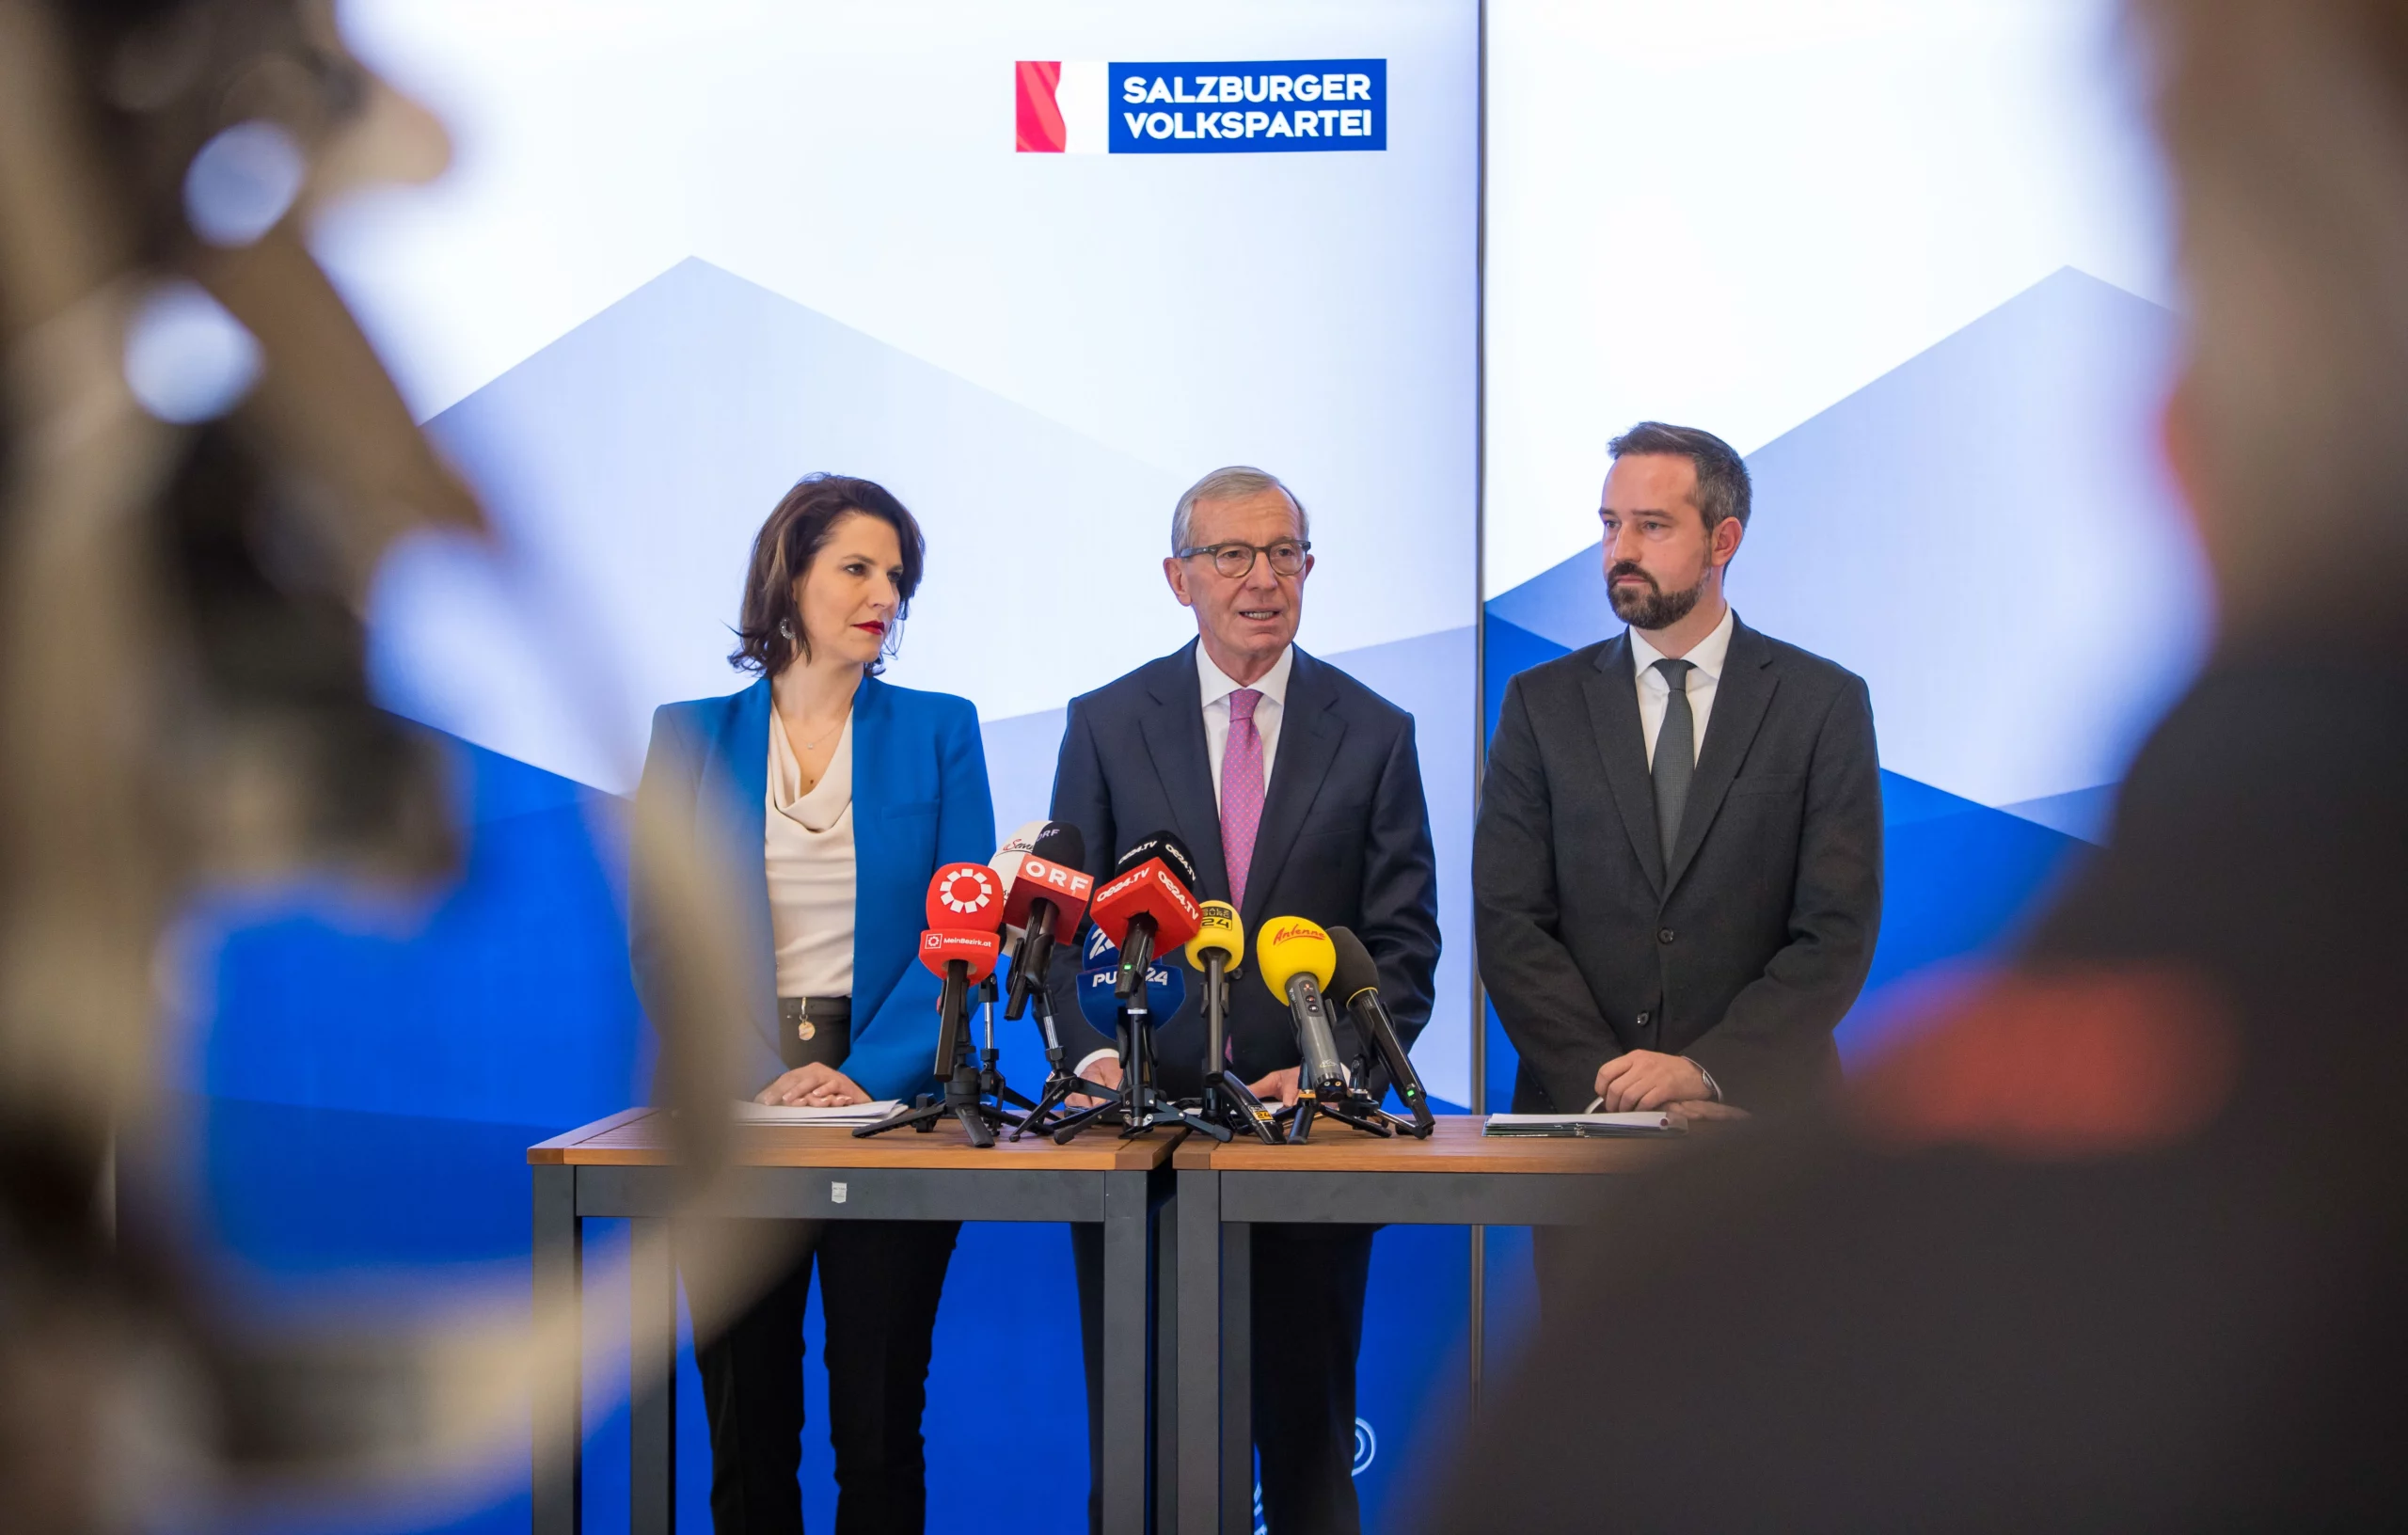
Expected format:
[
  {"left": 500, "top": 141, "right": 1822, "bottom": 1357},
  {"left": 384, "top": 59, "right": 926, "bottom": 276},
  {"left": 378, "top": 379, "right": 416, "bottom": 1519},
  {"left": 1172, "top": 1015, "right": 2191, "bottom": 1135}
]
[
  {"left": 1185, "top": 902, "right": 1280, "bottom": 1144},
  {"left": 921, "top": 861, "right": 1006, "bottom": 1076},
  {"left": 997, "top": 823, "right": 1092, "bottom": 1021},
  {"left": 1325, "top": 925, "right": 1435, "bottom": 1137},
  {"left": 1088, "top": 831, "right": 1203, "bottom": 1004},
  {"left": 1183, "top": 901, "right": 1243, "bottom": 1068}
]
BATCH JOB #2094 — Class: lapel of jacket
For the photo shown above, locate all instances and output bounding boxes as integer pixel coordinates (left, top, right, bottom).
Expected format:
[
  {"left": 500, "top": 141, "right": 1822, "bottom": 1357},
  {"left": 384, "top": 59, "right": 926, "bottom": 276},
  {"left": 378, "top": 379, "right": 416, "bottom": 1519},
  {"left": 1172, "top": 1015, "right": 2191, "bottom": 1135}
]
[
  {"left": 712, "top": 676, "right": 780, "bottom": 1056},
  {"left": 1582, "top": 633, "right": 1667, "bottom": 894},
  {"left": 1663, "top": 617, "right": 1779, "bottom": 896},
  {"left": 1139, "top": 642, "right": 1231, "bottom": 899},
  {"left": 1241, "top": 646, "right": 1345, "bottom": 931}
]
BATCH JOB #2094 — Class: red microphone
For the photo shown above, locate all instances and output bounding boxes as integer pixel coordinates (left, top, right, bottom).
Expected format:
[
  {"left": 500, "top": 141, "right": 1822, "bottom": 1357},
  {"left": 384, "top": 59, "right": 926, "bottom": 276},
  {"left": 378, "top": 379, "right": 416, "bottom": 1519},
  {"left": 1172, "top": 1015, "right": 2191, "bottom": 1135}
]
[
  {"left": 1089, "top": 831, "right": 1204, "bottom": 1004},
  {"left": 926, "top": 862, "right": 1005, "bottom": 932},
  {"left": 918, "top": 927, "right": 1001, "bottom": 984},
  {"left": 999, "top": 826, "right": 1093, "bottom": 1021},
  {"left": 921, "top": 863, "right": 1006, "bottom": 1073}
]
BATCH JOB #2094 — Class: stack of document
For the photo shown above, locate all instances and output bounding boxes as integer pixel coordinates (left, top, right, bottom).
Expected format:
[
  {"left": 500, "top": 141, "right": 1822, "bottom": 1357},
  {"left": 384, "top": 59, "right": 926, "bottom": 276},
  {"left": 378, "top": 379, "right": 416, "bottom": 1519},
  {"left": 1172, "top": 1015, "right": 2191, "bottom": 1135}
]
[
  {"left": 1483, "top": 1111, "right": 1683, "bottom": 1137},
  {"left": 733, "top": 1100, "right": 904, "bottom": 1128}
]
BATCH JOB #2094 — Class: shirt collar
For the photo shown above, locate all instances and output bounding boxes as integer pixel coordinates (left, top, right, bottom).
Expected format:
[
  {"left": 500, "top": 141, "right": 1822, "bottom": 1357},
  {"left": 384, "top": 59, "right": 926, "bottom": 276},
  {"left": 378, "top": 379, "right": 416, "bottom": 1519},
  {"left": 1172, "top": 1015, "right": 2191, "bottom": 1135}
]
[
  {"left": 1629, "top": 604, "right": 1737, "bottom": 684},
  {"left": 1196, "top": 641, "right": 1293, "bottom": 709}
]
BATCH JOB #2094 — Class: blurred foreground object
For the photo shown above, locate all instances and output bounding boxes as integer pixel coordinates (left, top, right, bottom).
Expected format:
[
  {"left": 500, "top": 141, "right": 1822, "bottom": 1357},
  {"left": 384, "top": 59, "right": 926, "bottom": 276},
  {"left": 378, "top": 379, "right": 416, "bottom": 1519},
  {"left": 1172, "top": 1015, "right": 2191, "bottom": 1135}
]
[
  {"left": 1422, "top": 0, "right": 2408, "bottom": 1527},
  {"left": 0, "top": 2, "right": 761, "bottom": 1527}
]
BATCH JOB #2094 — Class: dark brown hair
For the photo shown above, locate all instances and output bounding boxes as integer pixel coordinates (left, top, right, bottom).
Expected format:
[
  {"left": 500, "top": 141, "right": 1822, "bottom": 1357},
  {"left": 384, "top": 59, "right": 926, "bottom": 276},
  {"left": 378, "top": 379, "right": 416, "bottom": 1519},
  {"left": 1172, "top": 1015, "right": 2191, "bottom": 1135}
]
[
  {"left": 1608, "top": 420, "right": 1752, "bottom": 532},
  {"left": 728, "top": 474, "right": 925, "bottom": 675}
]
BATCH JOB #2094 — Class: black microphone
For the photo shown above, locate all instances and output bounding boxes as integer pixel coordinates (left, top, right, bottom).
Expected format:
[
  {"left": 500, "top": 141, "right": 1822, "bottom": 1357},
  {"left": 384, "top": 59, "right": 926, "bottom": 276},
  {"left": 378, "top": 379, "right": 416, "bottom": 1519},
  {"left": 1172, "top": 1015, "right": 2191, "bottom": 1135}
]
[
  {"left": 999, "top": 823, "right": 1092, "bottom": 1021},
  {"left": 1327, "top": 925, "right": 1435, "bottom": 1135}
]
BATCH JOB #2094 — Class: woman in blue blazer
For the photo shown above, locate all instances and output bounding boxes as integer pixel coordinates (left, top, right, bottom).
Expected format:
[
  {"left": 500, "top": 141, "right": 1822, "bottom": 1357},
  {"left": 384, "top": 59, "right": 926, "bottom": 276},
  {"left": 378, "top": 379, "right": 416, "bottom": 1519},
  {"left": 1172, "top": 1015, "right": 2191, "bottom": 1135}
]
[{"left": 631, "top": 473, "right": 994, "bottom": 1534}]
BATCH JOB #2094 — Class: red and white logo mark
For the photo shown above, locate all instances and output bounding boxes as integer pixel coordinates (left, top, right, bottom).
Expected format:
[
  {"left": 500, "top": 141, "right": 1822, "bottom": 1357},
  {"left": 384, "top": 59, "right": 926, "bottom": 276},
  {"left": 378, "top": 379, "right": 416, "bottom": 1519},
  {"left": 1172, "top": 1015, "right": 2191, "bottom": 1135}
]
[{"left": 1015, "top": 60, "right": 1106, "bottom": 153}]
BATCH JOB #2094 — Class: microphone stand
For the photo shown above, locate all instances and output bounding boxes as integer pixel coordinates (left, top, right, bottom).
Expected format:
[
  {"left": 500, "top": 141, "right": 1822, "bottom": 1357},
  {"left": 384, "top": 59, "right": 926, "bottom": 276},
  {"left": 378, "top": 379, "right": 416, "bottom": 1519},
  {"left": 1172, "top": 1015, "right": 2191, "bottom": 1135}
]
[
  {"left": 1183, "top": 957, "right": 1279, "bottom": 1145},
  {"left": 857, "top": 974, "right": 1019, "bottom": 1147},
  {"left": 1092, "top": 991, "right": 1226, "bottom": 1143},
  {"left": 1010, "top": 989, "right": 1125, "bottom": 1141}
]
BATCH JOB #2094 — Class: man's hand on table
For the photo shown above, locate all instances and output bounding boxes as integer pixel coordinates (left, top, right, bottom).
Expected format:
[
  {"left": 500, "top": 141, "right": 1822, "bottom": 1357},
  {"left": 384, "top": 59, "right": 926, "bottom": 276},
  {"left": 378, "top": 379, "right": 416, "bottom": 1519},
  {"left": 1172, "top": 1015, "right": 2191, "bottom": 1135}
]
[
  {"left": 756, "top": 1064, "right": 870, "bottom": 1107},
  {"left": 1068, "top": 1053, "right": 1124, "bottom": 1109},
  {"left": 1246, "top": 1067, "right": 1303, "bottom": 1108},
  {"left": 1593, "top": 1050, "right": 1712, "bottom": 1112}
]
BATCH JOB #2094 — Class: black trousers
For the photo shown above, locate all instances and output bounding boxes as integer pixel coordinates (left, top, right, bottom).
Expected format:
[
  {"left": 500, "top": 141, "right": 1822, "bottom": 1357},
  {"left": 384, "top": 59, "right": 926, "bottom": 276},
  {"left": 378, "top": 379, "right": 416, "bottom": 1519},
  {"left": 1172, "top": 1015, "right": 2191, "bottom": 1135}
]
[
  {"left": 1071, "top": 1221, "right": 1375, "bottom": 1535},
  {"left": 685, "top": 1219, "right": 960, "bottom": 1535}
]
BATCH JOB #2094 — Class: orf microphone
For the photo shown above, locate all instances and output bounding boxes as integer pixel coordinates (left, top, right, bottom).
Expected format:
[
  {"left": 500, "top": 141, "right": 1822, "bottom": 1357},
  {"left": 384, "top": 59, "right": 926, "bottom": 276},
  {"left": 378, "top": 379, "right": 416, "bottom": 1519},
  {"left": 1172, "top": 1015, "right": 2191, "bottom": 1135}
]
[
  {"left": 1090, "top": 830, "right": 1203, "bottom": 1002},
  {"left": 1257, "top": 915, "right": 1343, "bottom": 1089},
  {"left": 999, "top": 824, "right": 1092, "bottom": 1021},
  {"left": 1326, "top": 925, "right": 1434, "bottom": 1133}
]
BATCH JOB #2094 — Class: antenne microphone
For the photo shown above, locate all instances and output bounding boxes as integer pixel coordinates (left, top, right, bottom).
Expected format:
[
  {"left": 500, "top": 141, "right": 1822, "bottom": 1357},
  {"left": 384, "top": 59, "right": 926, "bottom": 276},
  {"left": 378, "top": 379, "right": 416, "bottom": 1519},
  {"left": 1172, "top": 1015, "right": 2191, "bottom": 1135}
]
[
  {"left": 1256, "top": 916, "right": 1344, "bottom": 1090},
  {"left": 997, "top": 823, "right": 1092, "bottom": 1021},
  {"left": 989, "top": 819, "right": 1050, "bottom": 957},
  {"left": 1088, "top": 830, "right": 1203, "bottom": 1004},
  {"left": 1326, "top": 925, "right": 1435, "bottom": 1135}
]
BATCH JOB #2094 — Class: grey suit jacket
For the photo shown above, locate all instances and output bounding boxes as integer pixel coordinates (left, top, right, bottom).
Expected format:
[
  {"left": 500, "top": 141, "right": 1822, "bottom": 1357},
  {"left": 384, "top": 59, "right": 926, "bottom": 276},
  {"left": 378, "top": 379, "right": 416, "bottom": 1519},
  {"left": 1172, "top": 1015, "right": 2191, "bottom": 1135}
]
[{"left": 1474, "top": 617, "right": 1882, "bottom": 1113}]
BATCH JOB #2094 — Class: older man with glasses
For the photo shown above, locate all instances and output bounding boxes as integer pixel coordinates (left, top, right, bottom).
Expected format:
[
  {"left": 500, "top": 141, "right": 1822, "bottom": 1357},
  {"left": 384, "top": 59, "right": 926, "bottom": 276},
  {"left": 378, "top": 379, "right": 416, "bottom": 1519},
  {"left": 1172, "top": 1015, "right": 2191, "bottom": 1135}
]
[{"left": 1045, "top": 465, "right": 1441, "bottom": 1534}]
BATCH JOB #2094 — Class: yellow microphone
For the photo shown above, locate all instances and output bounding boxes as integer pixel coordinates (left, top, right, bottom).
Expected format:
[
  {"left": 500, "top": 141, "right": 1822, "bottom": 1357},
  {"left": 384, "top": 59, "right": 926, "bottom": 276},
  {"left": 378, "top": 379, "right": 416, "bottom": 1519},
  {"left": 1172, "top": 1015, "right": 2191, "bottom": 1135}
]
[
  {"left": 1256, "top": 916, "right": 1344, "bottom": 1089},
  {"left": 1185, "top": 900, "right": 1244, "bottom": 973}
]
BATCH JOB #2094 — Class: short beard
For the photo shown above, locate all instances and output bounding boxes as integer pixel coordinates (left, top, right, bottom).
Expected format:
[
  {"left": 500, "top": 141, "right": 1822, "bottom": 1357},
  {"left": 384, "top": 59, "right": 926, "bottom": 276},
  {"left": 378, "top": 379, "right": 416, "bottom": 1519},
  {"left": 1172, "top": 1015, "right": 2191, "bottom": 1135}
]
[{"left": 1607, "top": 560, "right": 1713, "bottom": 630}]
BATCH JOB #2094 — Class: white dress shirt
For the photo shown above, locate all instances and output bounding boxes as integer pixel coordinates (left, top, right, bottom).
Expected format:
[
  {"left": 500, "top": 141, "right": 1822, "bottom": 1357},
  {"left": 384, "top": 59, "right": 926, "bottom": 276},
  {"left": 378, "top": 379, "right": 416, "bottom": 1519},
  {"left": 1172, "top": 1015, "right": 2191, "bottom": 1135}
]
[
  {"left": 1198, "top": 642, "right": 1292, "bottom": 809},
  {"left": 1629, "top": 604, "right": 1736, "bottom": 768},
  {"left": 765, "top": 707, "right": 855, "bottom": 998},
  {"left": 1075, "top": 642, "right": 1296, "bottom": 1082}
]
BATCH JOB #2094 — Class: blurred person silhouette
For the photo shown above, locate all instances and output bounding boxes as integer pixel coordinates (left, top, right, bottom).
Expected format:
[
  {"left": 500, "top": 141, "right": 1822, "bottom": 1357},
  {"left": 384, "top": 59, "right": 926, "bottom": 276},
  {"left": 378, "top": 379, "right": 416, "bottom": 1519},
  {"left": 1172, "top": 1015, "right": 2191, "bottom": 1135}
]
[
  {"left": 632, "top": 474, "right": 995, "bottom": 1534},
  {"left": 1420, "top": 0, "right": 2408, "bottom": 1527}
]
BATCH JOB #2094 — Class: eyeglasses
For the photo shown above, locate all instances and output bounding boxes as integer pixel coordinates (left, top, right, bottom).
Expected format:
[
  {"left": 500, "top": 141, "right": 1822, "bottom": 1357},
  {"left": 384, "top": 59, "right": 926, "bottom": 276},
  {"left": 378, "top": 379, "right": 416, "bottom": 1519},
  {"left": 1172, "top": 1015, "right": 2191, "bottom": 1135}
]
[{"left": 1176, "top": 540, "right": 1312, "bottom": 579}]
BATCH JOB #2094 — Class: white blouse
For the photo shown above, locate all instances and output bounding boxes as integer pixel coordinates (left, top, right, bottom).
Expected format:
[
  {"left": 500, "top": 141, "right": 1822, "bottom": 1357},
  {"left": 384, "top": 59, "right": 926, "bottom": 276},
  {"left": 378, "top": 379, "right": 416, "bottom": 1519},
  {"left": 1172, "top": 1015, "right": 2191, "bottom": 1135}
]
[{"left": 765, "top": 705, "right": 855, "bottom": 997}]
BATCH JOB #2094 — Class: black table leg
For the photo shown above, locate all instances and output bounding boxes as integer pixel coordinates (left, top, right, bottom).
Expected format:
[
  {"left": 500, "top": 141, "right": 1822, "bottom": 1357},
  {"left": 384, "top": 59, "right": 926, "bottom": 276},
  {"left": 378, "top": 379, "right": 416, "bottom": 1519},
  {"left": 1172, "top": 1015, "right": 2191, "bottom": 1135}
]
[
  {"left": 532, "top": 1165, "right": 582, "bottom": 1535},
  {"left": 1155, "top": 1178, "right": 1179, "bottom": 1535},
  {"left": 1175, "top": 1166, "right": 1221, "bottom": 1535},
  {"left": 630, "top": 1217, "right": 677, "bottom": 1534},
  {"left": 1101, "top": 1168, "right": 1152, "bottom": 1532},
  {"left": 1220, "top": 1219, "right": 1251, "bottom": 1535}
]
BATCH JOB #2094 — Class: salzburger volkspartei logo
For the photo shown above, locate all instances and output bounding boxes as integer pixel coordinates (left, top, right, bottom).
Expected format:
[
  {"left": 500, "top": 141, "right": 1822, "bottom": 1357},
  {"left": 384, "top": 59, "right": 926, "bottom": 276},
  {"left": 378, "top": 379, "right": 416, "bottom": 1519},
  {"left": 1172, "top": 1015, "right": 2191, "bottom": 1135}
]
[{"left": 1016, "top": 59, "right": 1386, "bottom": 154}]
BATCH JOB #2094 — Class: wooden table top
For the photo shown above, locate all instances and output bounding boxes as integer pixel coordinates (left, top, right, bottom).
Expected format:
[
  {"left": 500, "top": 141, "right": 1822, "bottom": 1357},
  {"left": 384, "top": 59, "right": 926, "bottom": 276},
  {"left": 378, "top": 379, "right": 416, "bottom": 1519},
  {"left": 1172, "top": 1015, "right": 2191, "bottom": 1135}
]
[
  {"left": 529, "top": 1108, "right": 1185, "bottom": 1171},
  {"left": 1172, "top": 1113, "right": 1684, "bottom": 1174}
]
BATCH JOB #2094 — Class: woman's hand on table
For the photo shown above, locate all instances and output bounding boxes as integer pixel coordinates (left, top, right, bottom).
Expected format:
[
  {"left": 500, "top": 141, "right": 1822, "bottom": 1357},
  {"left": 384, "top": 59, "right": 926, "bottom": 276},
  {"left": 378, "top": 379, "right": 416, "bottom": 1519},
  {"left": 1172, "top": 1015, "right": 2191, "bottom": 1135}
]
[{"left": 756, "top": 1064, "right": 870, "bottom": 1107}]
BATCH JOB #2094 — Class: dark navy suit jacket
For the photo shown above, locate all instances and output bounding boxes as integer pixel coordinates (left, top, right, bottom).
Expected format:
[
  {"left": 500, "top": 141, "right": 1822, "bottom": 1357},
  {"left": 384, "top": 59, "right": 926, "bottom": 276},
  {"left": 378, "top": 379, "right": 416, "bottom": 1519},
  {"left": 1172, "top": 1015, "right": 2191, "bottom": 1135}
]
[
  {"left": 1042, "top": 641, "right": 1441, "bottom": 1099},
  {"left": 629, "top": 673, "right": 996, "bottom": 1103}
]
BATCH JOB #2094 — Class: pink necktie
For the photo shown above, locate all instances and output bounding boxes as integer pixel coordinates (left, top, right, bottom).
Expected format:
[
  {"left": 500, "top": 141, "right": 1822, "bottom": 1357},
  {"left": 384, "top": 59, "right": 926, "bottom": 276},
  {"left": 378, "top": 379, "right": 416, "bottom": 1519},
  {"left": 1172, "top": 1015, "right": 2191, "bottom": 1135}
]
[{"left": 1221, "top": 688, "right": 1265, "bottom": 911}]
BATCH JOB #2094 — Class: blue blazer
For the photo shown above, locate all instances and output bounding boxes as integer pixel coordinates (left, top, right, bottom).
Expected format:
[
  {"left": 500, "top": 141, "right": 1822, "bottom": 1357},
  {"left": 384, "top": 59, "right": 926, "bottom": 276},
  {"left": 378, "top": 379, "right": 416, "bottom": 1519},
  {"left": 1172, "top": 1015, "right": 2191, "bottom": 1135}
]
[{"left": 629, "top": 673, "right": 997, "bottom": 1103}]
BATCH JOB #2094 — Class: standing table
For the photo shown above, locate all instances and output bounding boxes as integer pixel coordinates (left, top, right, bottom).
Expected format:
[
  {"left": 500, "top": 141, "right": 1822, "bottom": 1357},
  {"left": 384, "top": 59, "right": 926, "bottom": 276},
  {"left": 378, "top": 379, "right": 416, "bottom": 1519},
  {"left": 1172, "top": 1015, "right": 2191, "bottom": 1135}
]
[
  {"left": 1170, "top": 1117, "right": 1680, "bottom": 1534},
  {"left": 530, "top": 1109, "right": 1183, "bottom": 1534}
]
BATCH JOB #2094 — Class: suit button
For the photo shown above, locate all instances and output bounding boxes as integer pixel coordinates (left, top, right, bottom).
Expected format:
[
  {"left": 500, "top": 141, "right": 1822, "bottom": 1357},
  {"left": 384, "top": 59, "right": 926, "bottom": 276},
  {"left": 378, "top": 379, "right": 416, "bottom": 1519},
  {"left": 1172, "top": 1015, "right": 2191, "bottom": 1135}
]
[
  {"left": 1657, "top": 927, "right": 1675, "bottom": 944},
  {"left": 1636, "top": 1011, "right": 1650, "bottom": 1027}
]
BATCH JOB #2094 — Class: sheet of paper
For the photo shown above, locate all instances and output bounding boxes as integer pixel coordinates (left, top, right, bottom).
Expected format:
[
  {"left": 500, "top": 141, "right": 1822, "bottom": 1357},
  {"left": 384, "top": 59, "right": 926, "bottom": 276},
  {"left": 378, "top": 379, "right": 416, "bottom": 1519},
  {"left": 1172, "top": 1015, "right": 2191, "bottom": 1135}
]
[
  {"left": 732, "top": 1100, "right": 904, "bottom": 1125},
  {"left": 1483, "top": 1111, "right": 1679, "bottom": 1131}
]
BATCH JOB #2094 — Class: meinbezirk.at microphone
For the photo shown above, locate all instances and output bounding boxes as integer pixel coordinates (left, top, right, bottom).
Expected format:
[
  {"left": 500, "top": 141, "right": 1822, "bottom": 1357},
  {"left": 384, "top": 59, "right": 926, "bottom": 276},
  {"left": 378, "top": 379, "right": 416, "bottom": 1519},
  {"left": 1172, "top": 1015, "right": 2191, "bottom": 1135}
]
[
  {"left": 1256, "top": 915, "right": 1343, "bottom": 1088},
  {"left": 996, "top": 823, "right": 1092, "bottom": 1021},
  {"left": 1326, "top": 924, "right": 1435, "bottom": 1134},
  {"left": 920, "top": 861, "right": 1005, "bottom": 1073},
  {"left": 1088, "top": 830, "right": 1203, "bottom": 1004}
]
